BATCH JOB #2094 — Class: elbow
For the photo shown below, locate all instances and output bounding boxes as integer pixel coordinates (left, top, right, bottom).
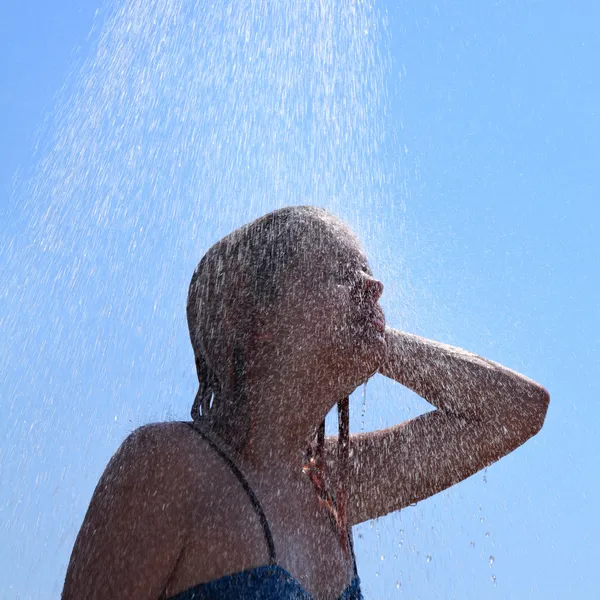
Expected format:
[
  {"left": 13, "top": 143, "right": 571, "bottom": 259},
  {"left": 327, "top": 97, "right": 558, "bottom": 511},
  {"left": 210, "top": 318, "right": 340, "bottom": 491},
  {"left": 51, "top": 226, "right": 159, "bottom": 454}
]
[
  {"left": 531, "top": 384, "right": 550, "bottom": 432},
  {"left": 495, "top": 383, "right": 550, "bottom": 447},
  {"left": 517, "top": 384, "right": 550, "bottom": 440}
]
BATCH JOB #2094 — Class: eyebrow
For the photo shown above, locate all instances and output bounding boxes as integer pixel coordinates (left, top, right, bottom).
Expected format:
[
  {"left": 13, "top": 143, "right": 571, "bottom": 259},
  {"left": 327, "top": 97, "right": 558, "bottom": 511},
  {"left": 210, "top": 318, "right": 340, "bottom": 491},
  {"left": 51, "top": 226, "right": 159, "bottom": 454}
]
[
  {"left": 357, "top": 250, "right": 372, "bottom": 274},
  {"left": 350, "top": 252, "right": 372, "bottom": 276}
]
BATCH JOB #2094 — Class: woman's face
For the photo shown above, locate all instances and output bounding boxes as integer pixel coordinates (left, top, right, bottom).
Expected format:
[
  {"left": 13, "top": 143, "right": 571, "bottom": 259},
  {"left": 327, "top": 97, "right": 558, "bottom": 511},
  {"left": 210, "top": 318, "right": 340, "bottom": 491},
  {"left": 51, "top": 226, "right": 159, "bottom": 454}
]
[{"left": 262, "top": 225, "right": 387, "bottom": 392}]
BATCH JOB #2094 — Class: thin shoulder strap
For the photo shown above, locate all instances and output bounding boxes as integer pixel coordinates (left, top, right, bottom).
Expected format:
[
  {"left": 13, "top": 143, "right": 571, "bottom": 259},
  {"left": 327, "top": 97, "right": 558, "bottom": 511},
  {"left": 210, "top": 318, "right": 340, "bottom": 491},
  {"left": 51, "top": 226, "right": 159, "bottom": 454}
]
[
  {"left": 348, "top": 527, "right": 359, "bottom": 578},
  {"left": 186, "top": 421, "right": 277, "bottom": 565}
]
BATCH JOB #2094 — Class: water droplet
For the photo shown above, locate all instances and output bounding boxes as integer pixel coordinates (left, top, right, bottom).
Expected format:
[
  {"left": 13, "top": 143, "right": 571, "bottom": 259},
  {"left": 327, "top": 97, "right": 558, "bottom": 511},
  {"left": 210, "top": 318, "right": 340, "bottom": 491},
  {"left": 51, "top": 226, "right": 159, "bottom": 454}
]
[
  {"left": 491, "top": 574, "right": 497, "bottom": 585},
  {"left": 480, "top": 517, "right": 485, "bottom": 523},
  {"left": 380, "top": 554, "right": 385, "bottom": 561},
  {"left": 396, "top": 580, "right": 401, "bottom": 589},
  {"left": 470, "top": 541, "right": 475, "bottom": 548},
  {"left": 426, "top": 554, "right": 432, "bottom": 563},
  {"left": 485, "top": 531, "right": 490, "bottom": 538},
  {"left": 361, "top": 382, "right": 367, "bottom": 432},
  {"left": 489, "top": 555, "right": 495, "bottom": 568}
]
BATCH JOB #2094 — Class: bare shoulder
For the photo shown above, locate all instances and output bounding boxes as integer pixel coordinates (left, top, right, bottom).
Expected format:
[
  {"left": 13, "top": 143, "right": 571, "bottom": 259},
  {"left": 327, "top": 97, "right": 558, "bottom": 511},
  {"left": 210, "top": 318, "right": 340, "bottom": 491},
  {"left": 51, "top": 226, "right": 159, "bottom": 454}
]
[
  {"left": 119, "top": 421, "right": 203, "bottom": 469},
  {"left": 63, "top": 421, "right": 216, "bottom": 599},
  {"left": 115, "top": 421, "right": 242, "bottom": 516},
  {"left": 121, "top": 420, "right": 199, "bottom": 454},
  {"left": 101, "top": 422, "right": 198, "bottom": 492}
]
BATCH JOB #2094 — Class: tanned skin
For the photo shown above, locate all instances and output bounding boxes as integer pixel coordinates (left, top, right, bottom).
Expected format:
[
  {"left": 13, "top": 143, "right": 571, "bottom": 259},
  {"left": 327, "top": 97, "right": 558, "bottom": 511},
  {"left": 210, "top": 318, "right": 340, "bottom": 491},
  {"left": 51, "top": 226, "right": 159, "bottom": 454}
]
[{"left": 63, "top": 224, "right": 549, "bottom": 600}]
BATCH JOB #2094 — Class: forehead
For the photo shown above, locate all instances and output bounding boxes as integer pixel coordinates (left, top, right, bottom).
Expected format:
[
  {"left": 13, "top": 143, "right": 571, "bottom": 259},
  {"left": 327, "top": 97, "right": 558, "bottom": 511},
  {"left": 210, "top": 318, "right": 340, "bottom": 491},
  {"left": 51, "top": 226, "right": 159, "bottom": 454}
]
[{"left": 306, "top": 222, "right": 371, "bottom": 271}]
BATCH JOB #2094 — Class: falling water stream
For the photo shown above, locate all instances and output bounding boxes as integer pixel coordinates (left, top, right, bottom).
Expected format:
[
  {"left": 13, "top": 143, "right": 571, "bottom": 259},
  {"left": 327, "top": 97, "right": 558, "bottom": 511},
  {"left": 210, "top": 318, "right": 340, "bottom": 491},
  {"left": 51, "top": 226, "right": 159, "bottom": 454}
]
[{"left": 0, "top": 1, "right": 499, "bottom": 597}]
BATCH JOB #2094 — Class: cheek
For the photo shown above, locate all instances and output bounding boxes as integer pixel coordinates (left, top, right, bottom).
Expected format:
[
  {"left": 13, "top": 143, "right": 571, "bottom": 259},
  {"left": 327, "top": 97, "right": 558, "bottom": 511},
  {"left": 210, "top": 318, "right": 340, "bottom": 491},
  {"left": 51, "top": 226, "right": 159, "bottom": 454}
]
[
  {"left": 331, "top": 284, "right": 354, "bottom": 309},
  {"left": 285, "top": 282, "right": 354, "bottom": 343},
  {"left": 326, "top": 287, "right": 355, "bottom": 327},
  {"left": 306, "top": 283, "right": 349, "bottom": 314}
]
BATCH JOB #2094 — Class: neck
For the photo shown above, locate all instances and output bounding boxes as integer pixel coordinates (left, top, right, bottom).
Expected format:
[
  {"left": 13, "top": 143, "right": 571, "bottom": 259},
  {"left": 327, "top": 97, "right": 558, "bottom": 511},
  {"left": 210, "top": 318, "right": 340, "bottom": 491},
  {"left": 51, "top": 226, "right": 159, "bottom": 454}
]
[{"left": 199, "top": 362, "right": 354, "bottom": 483}]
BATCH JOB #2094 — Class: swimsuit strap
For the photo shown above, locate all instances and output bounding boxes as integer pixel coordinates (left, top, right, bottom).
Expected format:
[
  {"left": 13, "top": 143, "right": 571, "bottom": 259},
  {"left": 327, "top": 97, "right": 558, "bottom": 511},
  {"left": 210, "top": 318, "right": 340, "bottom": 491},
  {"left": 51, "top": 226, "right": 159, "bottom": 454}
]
[
  {"left": 348, "top": 525, "right": 359, "bottom": 578},
  {"left": 186, "top": 421, "right": 277, "bottom": 565},
  {"left": 186, "top": 421, "right": 359, "bottom": 578}
]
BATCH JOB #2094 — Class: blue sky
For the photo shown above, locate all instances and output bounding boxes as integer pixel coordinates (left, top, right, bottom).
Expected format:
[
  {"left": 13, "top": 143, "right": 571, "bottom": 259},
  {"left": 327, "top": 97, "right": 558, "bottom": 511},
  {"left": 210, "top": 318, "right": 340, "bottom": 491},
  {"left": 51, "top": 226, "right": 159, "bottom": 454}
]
[{"left": 1, "top": 1, "right": 598, "bottom": 598}]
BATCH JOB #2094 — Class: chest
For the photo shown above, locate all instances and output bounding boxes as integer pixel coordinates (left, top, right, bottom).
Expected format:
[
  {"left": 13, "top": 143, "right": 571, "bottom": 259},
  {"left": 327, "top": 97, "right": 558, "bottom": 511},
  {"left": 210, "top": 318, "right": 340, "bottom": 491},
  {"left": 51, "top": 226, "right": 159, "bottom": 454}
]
[{"left": 166, "top": 480, "right": 355, "bottom": 600}]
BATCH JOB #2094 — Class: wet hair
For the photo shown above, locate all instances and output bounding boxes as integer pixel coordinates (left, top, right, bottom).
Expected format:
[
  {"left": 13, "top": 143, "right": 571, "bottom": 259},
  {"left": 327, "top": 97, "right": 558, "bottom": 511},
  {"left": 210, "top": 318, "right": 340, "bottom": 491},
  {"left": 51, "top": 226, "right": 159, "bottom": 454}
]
[{"left": 186, "top": 205, "right": 352, "bottom": 554}]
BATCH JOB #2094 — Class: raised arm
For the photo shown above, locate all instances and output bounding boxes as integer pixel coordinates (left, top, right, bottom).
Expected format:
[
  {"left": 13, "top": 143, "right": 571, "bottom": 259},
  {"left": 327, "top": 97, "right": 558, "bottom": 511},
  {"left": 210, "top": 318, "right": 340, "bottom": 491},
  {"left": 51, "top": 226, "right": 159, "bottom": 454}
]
[
  {"left": 324, "top": 327, "right": 550, "bottom": 526},
  {"left": 379, "top": 329, "right": 549, "bottom": 423},
  {"left": 62, "top": 423, "right": 195, "bottom": 600}
]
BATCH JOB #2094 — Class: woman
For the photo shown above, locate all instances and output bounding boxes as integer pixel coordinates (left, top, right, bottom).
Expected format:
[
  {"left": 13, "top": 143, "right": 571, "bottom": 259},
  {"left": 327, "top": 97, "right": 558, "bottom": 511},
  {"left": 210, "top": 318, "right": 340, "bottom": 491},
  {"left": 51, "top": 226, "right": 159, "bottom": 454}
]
[{"left": 62, "top": 206, "right": 549, "bottom": 599}]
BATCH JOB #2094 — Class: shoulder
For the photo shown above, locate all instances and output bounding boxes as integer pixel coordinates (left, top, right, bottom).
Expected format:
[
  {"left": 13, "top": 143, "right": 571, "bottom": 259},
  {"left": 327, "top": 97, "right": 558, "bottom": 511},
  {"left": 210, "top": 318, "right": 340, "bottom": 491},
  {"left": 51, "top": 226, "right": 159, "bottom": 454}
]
[
  {"left": 107, "top": 421, "right": 208, "bottom": 497},
  {"left": 63, "top": 422, "right": 210, "bottom": 598},
  {"left": 109, "top": 421, "right": 240, "bottom": 507},
  {"left": 124, "top": 423, "right": 268, "bottom": 531},
  {"left": 108, "top": 421, "right": 256, "bottom": 532},
  {"left": 85, "top": 422, "right": 199, "bottom": 522},
  {"left": 118, "top": 421, "right": 198, "bottom": 462}
]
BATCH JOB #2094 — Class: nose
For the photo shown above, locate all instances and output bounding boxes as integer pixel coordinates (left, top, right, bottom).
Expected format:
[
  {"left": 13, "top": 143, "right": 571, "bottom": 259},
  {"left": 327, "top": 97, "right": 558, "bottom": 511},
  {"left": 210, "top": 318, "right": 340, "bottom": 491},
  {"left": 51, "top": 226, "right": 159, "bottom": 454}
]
[{"left": 364, "top": 276, "right": 384, "bottom": 301}]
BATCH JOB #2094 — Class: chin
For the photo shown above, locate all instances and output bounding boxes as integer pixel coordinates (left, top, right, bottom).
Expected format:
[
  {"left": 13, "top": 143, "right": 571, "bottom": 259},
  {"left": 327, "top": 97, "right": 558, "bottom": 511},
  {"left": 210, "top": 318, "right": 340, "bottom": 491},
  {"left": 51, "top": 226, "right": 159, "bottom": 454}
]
[
  {"left": 360, "top": 323, "right": 387, "bottom": 349},
  {"left": 342, "top": 332, "right": 386, "bottom": 377}
]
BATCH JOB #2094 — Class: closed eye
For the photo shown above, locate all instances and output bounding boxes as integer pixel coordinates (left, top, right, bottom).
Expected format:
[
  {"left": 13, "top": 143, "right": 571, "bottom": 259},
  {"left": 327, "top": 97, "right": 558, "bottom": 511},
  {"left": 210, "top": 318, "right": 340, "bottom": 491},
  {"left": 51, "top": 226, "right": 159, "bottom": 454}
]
[
  {"left": 336, "top": 271, "right": 371, "bottom": 291},
  {"left": 333, "top": 255, "right": 372, "bottom": 285},
  {"left": 334, "top": 267, "right": 359, "bottom": 284}
]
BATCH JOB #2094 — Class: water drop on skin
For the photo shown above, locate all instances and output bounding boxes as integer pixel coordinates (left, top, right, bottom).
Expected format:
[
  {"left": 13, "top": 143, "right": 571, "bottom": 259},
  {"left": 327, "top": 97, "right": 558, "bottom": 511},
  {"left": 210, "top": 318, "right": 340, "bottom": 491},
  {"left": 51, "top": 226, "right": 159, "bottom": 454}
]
[{"left": 361, "top": 381, "right": 367, "bottom": 432}]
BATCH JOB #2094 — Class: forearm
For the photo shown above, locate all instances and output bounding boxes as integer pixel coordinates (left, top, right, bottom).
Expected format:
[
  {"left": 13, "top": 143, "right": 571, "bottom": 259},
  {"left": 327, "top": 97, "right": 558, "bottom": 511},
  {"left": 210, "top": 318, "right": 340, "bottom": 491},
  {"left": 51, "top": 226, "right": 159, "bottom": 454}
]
[{"left": 379, "top": 328, "right": 549, "bottom": 421}]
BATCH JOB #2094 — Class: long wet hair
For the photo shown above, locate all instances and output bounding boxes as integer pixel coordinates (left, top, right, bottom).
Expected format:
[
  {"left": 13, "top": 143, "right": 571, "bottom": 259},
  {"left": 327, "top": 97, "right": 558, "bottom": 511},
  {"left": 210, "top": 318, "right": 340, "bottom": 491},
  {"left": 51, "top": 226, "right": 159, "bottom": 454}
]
[{"left": 186, "top": 206, "right": 352, "bottom": 556}]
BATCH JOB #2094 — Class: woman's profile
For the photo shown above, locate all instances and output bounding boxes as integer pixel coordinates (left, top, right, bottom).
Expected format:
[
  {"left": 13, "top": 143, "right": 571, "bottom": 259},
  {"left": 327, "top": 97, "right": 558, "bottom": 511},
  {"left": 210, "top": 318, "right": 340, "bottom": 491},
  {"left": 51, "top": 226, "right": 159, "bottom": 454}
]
[{"left": 62, "top": 206, "right": 549, "bottom": 599}]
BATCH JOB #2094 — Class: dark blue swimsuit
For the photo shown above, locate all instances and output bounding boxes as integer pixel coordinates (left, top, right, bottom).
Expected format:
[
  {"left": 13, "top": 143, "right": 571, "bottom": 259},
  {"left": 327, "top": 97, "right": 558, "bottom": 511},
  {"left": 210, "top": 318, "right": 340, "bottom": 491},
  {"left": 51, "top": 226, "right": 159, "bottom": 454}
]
[{"left": 167, "top": 423, "right": 363, "bottom": 600}]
